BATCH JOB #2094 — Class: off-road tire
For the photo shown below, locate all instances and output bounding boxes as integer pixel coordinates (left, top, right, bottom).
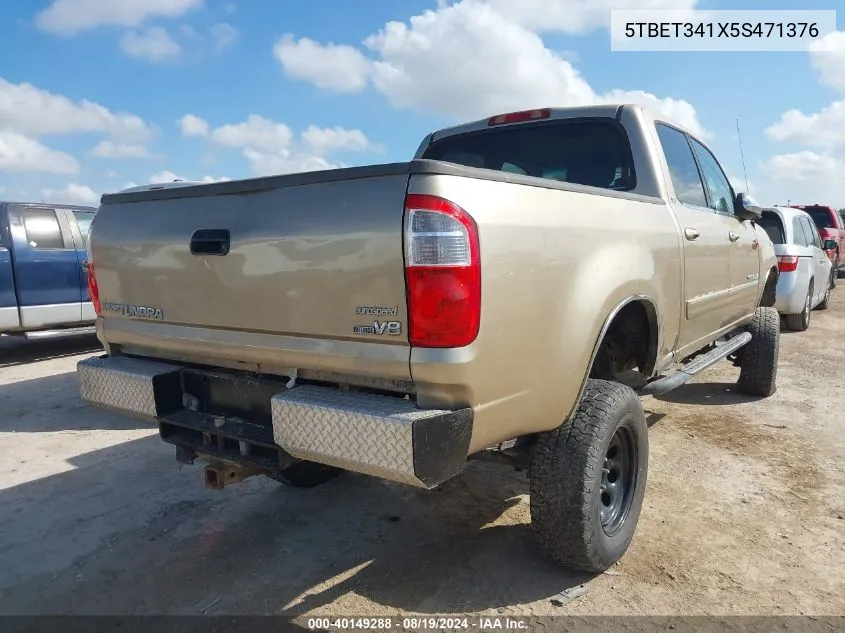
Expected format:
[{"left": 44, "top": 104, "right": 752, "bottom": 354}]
[
  {"left": 737, "top": 306, "right": 779, "bottom": 397},
  {"left": 785, "top": 281, "right": 812, "bottom": 331},
  {"left": 268, "top": 461, "right": 342, "bottom": 488},
  {"left": 529, "top": 379, "right": 648, "bottom": 573},
  {"left": 817, "top": 271, "right": 832, "bottom": 310}
]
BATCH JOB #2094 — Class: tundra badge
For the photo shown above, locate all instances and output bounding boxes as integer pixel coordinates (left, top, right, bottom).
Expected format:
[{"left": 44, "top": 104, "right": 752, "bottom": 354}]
[{"left": 102, "top": 302, "right": 165, "bottom": 320}]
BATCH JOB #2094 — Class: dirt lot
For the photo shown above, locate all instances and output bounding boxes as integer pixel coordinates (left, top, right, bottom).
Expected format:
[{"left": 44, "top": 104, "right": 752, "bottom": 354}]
[{"left": 0, "top": 297, "right": 843, "bottom": 618}]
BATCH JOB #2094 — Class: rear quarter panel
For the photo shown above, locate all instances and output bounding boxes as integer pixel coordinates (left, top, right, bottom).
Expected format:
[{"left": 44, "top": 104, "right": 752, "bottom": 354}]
[{"left": 407, "top": 174, "right": 682, "bottom": 452}]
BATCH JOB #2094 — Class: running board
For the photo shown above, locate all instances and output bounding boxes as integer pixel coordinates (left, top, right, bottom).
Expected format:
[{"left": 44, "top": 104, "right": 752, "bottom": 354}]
[{"left": 637, "top": 331, "right": 752, "bottom": 397}]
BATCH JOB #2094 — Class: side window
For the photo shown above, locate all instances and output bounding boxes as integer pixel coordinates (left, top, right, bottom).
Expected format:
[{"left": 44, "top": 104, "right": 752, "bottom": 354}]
[
  {"left": 690, "top": 139, "right": 735, "bottom": 215},
  {"left": 801, "top": 216, "right": 822, "bottom": 249},
  {"left": 655, "top": 124, "right": 708, "bottom": 207},
  {"left": 72, "top": 211, "right": 95, "bottom": 248},
  {"left": 792, "top": 218, "right": 809, "bottom": 247},
  {"left": 21, "top": 208, "right": 67, "bottom": 250}
]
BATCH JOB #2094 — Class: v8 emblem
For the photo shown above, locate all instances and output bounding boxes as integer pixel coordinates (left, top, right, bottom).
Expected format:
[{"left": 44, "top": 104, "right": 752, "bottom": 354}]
[{"left": 373, "top": 321, "right": 402, "bottom": 336}]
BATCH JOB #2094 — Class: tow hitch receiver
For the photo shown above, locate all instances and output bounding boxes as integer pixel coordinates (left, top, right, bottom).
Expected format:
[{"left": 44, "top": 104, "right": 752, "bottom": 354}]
[{"left": 203, "top": 462, "right": 263, "bottom": 490}]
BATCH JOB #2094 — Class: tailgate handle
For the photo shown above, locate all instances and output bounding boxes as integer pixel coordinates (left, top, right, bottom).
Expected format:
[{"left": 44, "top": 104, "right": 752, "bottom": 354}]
[{"left": 190, "top": 229, "right": 230, "bottom": 256}]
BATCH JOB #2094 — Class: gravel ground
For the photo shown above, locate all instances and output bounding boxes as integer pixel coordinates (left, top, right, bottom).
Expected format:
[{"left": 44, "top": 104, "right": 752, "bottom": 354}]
[{"left": 0, "top": 295, "right": 843, "bottom": 617}]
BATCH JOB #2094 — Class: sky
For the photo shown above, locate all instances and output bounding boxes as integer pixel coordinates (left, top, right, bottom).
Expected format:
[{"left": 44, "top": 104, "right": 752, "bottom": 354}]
[{"left": 1, "top": 0, "right": 844, "bottom": 209}]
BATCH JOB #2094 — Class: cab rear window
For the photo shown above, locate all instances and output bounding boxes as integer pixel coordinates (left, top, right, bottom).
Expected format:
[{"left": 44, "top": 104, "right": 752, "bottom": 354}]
[
  {"left": 422, "top": 120, "right": 635, "bottom": 192},
  {"left": 802, "top": 206, "right": 836, "bottom": 229}
]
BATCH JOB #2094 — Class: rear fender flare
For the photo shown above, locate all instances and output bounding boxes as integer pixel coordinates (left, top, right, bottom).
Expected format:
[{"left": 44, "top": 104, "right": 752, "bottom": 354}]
[{"left": 565, "top": 293, "right": 661, "bottom": 422}]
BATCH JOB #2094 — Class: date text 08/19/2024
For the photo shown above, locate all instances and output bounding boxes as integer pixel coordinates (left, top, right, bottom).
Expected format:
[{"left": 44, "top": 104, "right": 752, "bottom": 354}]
[{"left": 306, "top": 617, "right": 529, "bottom": 630}]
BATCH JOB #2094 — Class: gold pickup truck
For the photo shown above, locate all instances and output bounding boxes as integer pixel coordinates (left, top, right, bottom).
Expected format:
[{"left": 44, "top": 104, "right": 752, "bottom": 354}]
[{"left": 78, "top": 104, "right": 780, "bottom": 573}]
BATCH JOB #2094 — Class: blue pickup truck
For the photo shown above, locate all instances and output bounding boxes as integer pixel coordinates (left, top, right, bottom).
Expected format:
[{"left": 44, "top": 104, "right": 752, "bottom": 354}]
[{"left": 0, "top": 201, "right": 97, "bottom": 336}]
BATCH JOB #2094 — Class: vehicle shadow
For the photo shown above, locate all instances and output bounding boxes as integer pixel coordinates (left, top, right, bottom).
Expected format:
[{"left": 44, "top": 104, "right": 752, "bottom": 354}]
[
  {"left": 0, "top": 429, "right": 597, "bottom": 615},
  {"left": 0, "top": 372, "right": 156, "bottom": 432},
  {"left": 652, "top": 382, "right": 764, "bottom": 406},
  {"left": 0, "top": 333, "right": 101, "bottom": 368}
]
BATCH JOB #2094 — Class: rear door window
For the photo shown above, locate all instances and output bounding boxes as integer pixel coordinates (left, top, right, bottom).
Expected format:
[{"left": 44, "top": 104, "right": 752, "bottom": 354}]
[
  {"left": 800, "top": 216, "right": 822, "bottom": 249},
  {"left": 655, "top": 124, "right": 708, "bottom": 208},
  {"left": 423, "top": 120, "right": 635, "bottom": 191},
  {"left": 20, "top": 208, "right": 68, "bottom": 250},
  {"left": 757, "top": 211, "right": 785, "bottom": 244},
  {"left": 792, "top": 218, "right": 809, "bottom": 247}
]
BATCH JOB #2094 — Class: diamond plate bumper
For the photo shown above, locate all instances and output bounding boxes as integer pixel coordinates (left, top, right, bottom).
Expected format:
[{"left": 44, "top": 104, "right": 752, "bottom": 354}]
[
  {"left": 77, "top": 355, "right": 473, "bottom": 489},
  {"left": 271, "top": 385, "right": 473, "bottom": 489},
  {"left": 77, "top": 355, "right": 183, "bottom": 422}
]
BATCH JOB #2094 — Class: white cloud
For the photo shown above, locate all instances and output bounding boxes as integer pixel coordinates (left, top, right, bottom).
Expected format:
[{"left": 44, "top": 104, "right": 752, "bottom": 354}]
[
  {"left": 41, "top": 183, "right": 100, "bottom": 206},
  {"left": 120, "top": 27, "right": 182, "bottom": 63},
  {"left": 178, "top": 113, "right": 375, "bottom": 177},
  {"left": 274, "top": 0, "right": 705, "bottom": 136},
  {"left": 179, "top": 114, "right": 209, "bottom": 137},
  {"left": 36, "top": 0, "right": 203, "bottom": 36},
  {"left": 209, "top": 22, "right": 240, "bottom": 51},
  {"left": 765, "top": 100, "right": 845, "bottom": 149},
  {"left": 208, "top": 115, "right": 294, "bottom": 152},
  {"left": 0, "top": 131, "right": 79, "bottom": 174},
  {"left": 759, "top": 151, "right": 845, "bottom": 208},
  {"left": 809, "top": 30, "right": 845, "bottom": 95},
  {"left": 243, "top": 149, "right": 338, "bottom": 177},
  {"left": 0, "top": 76, "right": 150, "bottom": 141},
  {"left": 149, "top": 170, "right": 229, "bottom": 184},
  {"left": 90, "top": 140, "right": 152, "bottom": 158},
  {"left": 181, "top": 114, "right": 293, "bottom": 152},
  {"left": 483, "top": 0, "right": 698, "bottom": 35},
  {"left": 274, "top": 35, "right": 371, "bottom": 93},
  {"left": 301, "top": 125, "right": 374, "bottom": 154}
]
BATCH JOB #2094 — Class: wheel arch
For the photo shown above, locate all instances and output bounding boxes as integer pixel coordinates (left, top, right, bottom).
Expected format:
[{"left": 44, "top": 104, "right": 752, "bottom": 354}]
[
  {"left": 566, "top": 294, "right": 661, "bottom": 419},
  {"left": 759, "top": 265, "right": 779, "bottom": 308}
]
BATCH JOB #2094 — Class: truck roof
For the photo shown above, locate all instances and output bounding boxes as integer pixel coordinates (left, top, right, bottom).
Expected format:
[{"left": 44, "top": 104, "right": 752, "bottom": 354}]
[{"left": 424, "top": 103, "right": 697, "bottom": 146}]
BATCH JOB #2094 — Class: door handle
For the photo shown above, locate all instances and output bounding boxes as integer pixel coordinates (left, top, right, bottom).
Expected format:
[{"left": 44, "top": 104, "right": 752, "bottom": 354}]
[
  {"left": 190, "top": 229, "right": 230, "bottom": 256},
  {"left": 684, "top": 227, "right": 701, "bottom": 241},
  {"left": 728, "top": 231, "right": 740, "bottom": 242},
  {"left": 81, "top": 259, "right": 89, "bottom": 268}
]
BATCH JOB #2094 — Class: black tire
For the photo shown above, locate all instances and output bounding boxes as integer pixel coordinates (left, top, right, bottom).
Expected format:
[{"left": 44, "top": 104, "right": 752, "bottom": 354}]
[
  {"left": 267, "top": 461, "right": 342, "bottom": 488},
  {"left": 737, "top": 306, "right": 780, "bottom": 397},
  {"left": 784, "top": 281, "right": 812, "bottom": 331},
  {"left": 817, "top": 270, "right": 832, "bottom": 310},
  {"left": 529, "top": 379, "right": 648, "bottom": 572}
]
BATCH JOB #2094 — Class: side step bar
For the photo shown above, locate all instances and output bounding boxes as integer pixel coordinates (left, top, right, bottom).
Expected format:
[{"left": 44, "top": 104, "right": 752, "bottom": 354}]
[{"left": 638, "top": 331, "right": 752, "bottom": 397}]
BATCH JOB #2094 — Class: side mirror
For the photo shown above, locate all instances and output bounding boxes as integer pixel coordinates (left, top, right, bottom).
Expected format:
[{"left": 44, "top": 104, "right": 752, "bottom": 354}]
[
  {"left": 823, "top": 239, "right": 837, "bottom": 251},
  {"left": 734, "top": 192, "right": 762, "bottom": 221}
]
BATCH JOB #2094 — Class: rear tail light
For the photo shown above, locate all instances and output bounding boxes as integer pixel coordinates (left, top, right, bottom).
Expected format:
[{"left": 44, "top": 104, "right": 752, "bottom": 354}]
[
  {"left": 404, "top": 194, "right": 480, "bottom": 348},
  {"left": 777, "top": 255, "right": 799, "bottom": 273},
  {"left": 488, "top": 108, "right": 550, "bottom": 126},
  {"left": 87, "top": 261, "right": 101, "bottom": 316}
]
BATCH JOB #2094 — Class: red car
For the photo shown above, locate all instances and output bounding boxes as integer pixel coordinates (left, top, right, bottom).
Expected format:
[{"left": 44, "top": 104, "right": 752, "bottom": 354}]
[{"left": 791, "top": 204, "right": 845, "bottom": 281}]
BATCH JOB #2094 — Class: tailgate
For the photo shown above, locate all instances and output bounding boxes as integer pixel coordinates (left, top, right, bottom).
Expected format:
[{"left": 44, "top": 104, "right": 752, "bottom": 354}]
[{"left": 90, "top": 166, "right": 412, "bottom": 350}]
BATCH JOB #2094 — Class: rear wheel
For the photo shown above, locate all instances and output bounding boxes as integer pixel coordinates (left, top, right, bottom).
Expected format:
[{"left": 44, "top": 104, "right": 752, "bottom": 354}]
[
  {"left": 785, "top": 281, "right": 812, "bottom": 331},
  {"left": 737, "top": 306, "right": 780, "bottom": 397},
  {"left": 529, "top": 379, "right": 648, "bottom": 572},
  {"left": 268, "top": 461, "right": 342, "bottom": 488}
]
